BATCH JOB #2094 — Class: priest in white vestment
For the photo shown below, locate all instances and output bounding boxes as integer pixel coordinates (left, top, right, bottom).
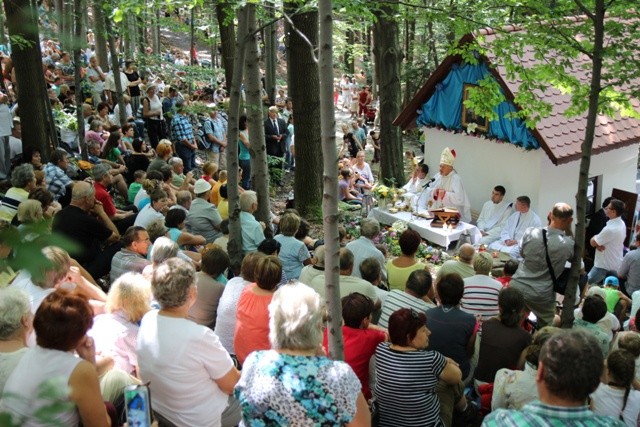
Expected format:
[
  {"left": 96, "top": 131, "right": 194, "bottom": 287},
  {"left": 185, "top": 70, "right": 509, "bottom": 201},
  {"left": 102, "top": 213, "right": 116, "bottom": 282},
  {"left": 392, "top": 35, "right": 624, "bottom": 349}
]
[
  {"left": 477, "top": 185, "right": 513, "bottom": 245},
  {"left": 489, "top": 195, "right": 541, "bottom": 258},
  {"left": 416, "top": 147, "right": 472, "bottom": 222}
]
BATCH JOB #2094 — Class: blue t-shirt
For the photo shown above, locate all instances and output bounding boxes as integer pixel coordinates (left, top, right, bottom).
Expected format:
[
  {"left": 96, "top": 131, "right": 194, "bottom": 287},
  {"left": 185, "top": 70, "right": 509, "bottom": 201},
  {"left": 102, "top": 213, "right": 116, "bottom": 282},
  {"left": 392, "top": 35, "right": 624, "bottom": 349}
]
[{"left": 273, "top": 234, "right": 310, "bottom": 280}]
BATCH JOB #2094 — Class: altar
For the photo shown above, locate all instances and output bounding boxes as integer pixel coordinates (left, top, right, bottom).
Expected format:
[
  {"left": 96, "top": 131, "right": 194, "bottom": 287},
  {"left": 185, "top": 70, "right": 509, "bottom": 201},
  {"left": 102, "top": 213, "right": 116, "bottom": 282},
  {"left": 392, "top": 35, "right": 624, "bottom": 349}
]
[{"left": 369, "top": 208, "right": 482, "bottom": 248}]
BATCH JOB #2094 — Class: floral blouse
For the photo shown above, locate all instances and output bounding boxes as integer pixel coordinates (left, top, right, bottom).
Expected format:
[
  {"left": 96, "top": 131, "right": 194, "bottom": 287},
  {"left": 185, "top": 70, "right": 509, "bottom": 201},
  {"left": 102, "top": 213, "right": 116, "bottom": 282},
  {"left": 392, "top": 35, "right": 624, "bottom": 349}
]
[{"left": 234, "top": 350, "right": 361, "bottom": 426}]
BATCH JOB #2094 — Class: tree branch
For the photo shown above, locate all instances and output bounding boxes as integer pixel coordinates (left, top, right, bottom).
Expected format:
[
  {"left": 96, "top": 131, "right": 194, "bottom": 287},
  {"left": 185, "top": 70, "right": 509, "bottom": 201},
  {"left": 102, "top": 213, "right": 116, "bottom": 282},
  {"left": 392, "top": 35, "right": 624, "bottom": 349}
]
[
  {"left": 281, "top": 11, "right": 318, "bottom": 64},
  {"left": 572, "top": 0, "right": 595, "bottom": 19}
]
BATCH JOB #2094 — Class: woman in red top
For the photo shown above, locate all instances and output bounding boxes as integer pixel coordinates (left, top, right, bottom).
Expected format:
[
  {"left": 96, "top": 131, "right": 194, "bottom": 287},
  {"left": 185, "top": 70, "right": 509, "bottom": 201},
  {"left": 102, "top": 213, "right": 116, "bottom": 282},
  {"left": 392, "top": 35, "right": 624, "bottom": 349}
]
[{"left": 233, "top": 255, "right": 282, "bottom": 365}]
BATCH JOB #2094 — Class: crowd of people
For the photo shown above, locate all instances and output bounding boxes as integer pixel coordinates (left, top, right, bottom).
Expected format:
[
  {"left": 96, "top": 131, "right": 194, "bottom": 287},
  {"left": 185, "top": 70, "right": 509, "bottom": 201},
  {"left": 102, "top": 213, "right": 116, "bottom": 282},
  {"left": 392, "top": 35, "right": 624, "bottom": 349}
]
[{"left": 2, "top": 30, "right": 640, "bottom": 427}]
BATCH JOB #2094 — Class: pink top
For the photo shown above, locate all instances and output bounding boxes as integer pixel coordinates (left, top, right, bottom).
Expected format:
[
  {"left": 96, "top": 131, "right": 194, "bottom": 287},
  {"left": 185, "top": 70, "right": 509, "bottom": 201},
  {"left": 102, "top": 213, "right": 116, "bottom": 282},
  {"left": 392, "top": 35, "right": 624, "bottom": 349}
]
[{"left": 233, "top": 283, "right": 273, "bottom": 364}]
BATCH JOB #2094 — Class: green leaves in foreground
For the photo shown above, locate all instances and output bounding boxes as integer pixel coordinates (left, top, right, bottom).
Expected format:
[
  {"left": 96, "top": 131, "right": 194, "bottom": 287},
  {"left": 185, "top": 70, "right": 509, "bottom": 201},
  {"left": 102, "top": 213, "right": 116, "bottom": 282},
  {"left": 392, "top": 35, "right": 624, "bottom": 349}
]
[{"left": 0, "top": 222, "right": 79, "bottom": 285}]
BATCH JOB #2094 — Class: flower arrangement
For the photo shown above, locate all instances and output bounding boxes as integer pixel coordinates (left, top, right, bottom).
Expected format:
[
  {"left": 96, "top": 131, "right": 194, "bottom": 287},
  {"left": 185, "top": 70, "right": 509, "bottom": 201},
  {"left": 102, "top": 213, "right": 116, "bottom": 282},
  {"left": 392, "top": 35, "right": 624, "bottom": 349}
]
[
  {"left": 372, "top": 221, "right": 449, "bottom": 267},
  {"left": 372, "top": 184, "right": 391, "bottom": 199}
]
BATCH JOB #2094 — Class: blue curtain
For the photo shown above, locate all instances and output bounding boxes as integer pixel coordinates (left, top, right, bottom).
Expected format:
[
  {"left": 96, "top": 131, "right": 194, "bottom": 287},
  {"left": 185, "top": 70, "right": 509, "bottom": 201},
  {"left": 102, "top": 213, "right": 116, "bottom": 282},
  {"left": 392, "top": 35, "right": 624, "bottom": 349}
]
[{"left": 416, "top": 62, "right": 539, "bottom": 149}]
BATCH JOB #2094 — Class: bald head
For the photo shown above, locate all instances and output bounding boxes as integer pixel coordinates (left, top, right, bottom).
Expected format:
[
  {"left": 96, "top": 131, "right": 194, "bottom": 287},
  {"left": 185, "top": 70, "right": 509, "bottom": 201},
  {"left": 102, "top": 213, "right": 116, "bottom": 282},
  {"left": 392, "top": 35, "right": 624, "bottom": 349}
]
[
  {"left": 459, "top": 244, "right": 475, "bottom": 264},
  {"left": 71, "top": 181, "right": 94, "bottom": 200},
  {"left": 549, "top": 203, "right": 573, "bottom": 232}
]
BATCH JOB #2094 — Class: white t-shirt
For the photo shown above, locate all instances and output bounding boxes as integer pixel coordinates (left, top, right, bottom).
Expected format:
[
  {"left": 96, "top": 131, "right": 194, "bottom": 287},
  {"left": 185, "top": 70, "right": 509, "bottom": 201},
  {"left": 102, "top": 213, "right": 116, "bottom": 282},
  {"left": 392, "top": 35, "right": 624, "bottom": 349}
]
[
  {"left": 594, "top": 217, "right": 627, "bottom": 271},
  {"left": 134, "top": 204, "right": 164, "bottom": 228},
  {"left": 9, "top": 270, "right": 54, "bottom": 314},
  {"left": 591, "top": 383, "right": 640, "bottom": 426},
  {"left": 137, "top": 310, "right": 234, "bottom": 427},
  {"left": 0, "top": 104, "right": 13, "bottom": 137},
  {"left": 214, "top": 277, "right": 250, "bottom": 354}
]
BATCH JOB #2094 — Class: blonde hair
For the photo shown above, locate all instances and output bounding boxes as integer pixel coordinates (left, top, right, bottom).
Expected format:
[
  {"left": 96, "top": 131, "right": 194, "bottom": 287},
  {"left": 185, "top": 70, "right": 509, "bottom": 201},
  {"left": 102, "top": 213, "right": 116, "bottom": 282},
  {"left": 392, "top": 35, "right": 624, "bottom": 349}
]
[
  {"left": 106, "top": 272, "right": 152, "bottom": 322},
  {"left": 17, "top": 200, "right": 44, "bottom": 224},
  {"left": 202, "top": 162, "right": 218, "bottom": 177},
  {"left": 156, "top": 141, "right": 173, "bottom": 158}
]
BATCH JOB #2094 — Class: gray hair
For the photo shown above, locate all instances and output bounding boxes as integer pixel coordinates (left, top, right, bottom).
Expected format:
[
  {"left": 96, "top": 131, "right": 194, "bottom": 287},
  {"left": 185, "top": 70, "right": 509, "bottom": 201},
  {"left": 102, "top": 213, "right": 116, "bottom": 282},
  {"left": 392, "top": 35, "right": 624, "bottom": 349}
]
[
  {"left": 360, "top": 218, "right": 380, "bottom": 239},
  {"left": 0, "top": 287, "right": 31, "bottom": 340},
  {"left": 176, "top": 190, "right": 191, "bottom": 207},
  {"left": 92, "top": 163, "right": 111, "bottom": 181},
  {"left": 474, "top": 252, "right": 494, "bottom": 275},
  {"left": 71, "top": 181, "right": 95, "bottom": 200},
  {"left": 150, "top": 237, "right": 179, "bottom": 264},
  {"left": 239, "top": 190, "right": 257, "bottom": 212},
  {"left": 151, "top": 257, "right": 195, "bottom": 309},
  {"left": 269, "top": 281, "right": 324, "bottom": 351},
  {"left": 168, "top": 157, "right": 183, "bottom": 167},
  {"left": 11, "top": 164, "right": 35, "bottom": 188}
]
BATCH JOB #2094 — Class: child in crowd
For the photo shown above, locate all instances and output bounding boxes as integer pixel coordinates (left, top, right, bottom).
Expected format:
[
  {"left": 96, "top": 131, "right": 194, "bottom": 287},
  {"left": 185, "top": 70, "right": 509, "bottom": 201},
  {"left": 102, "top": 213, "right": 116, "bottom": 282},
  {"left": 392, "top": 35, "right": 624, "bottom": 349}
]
[
  {"left": 497, "top": 259, "right": 519, "bottom": 287},
  {"left": 405, "top": 150, "right": 418, "bottom": 176},
  {"left": 201, "top": 161, "right": 218, "bottom": 187},
  {"left": 128, "top": 170, "right": 146, "bottom": 203},
  {"left": 322, "top": 293, "right": 386, "bottom": 400},
  {"left": 210, "top": 169, "right": 226, "bottom": 206},
  {"left": 213, "top": 219, "right": 229, "bottom": 254},
  {"left": 603, "top": 276, "right": 632, "bottom": 323},
  {"left": 369, "top": 131, "right": 381, "bottom": 164}
]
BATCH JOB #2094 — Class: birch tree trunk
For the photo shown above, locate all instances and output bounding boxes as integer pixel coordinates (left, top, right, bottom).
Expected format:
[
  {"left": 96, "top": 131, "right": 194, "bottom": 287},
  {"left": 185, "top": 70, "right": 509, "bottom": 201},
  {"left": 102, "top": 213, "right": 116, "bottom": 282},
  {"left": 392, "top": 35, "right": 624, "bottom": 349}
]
[
  {"left": 105, "top": 17, "right": 127, "bottom": 126},
  {"left": 245, "top": 3, "right": 270, "bottom": 224},
  {"left": 318, "top": 0, "right": 343, "bottom": 361},
  {"left": 225, "top": 5, "right": 249, "bottom": 268},
  {"left": 560, "top": 0, "right": 606, "bottom": 327}
]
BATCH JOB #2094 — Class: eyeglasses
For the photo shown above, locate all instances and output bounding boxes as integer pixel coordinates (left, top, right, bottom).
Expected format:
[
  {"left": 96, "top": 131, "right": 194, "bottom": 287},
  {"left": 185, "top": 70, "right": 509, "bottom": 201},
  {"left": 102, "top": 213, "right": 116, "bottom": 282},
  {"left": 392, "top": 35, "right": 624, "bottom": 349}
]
[{"left": 410, "top": 309, "right": 420, "bottom": 319}]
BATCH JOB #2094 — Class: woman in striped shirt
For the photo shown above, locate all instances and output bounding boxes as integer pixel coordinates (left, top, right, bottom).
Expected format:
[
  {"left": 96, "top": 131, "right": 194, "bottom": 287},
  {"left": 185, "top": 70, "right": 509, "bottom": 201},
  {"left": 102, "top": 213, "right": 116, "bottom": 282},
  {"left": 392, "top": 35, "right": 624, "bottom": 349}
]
[{"left": 374, "top": 308, "right": 462, "bottom": 427}]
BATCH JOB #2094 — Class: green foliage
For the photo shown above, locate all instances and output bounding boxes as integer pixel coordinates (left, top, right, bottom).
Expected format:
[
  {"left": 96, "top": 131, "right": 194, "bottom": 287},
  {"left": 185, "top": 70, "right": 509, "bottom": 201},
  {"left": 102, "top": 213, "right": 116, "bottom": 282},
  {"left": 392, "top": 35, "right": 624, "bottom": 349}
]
[
  {"left": 0, "top": 378, "right": 75, "bottom": 427},
  {"left": 463, "top": 76, "right": 505, "bottom": 122},
  {"left": 0, "top": 223, "right": 79, "bottom": 285}
]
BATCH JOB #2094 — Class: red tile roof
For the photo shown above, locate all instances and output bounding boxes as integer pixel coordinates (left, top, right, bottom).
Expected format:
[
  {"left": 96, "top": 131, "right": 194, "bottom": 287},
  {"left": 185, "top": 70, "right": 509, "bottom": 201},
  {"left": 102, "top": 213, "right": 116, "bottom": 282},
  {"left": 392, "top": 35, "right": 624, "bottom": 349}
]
[{"left": 394, "top": 23, "right": 640, "bottom": 165}]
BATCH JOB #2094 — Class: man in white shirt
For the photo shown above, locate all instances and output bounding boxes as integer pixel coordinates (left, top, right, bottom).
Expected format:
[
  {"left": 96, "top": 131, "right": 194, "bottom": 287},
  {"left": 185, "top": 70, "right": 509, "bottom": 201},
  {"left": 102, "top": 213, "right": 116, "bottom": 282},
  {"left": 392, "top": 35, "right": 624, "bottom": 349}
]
[
  {"left": 489, "top": 195, "right": 541, "bottom": 259},
  {"left": 86, "top": 55, "right": 106, "bottom": 107},
  {"left": 402, "top": 163, "right": 430, "bottom": 195},
  {"left": 477, "top": 185, "right": 513, "bottom": 245},
  {"left": 588, "top": 198, "right": 627, "bottom": 285}
]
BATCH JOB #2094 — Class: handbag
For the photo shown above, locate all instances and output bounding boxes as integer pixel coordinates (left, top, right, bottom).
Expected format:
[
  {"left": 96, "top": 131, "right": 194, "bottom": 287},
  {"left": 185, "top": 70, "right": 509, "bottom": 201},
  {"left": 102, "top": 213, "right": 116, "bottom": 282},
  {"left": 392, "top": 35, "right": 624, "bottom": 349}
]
[{"left": 542, "top": 229, "right": 571, "bottom": 295}]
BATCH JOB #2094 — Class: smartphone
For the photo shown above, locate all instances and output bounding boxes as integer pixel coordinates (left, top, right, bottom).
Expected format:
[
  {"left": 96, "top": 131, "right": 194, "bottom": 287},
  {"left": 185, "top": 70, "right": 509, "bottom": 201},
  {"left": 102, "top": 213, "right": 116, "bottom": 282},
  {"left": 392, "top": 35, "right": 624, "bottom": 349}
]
[{"left": 124, "top": 384, "right": 152, "bottom": 427}]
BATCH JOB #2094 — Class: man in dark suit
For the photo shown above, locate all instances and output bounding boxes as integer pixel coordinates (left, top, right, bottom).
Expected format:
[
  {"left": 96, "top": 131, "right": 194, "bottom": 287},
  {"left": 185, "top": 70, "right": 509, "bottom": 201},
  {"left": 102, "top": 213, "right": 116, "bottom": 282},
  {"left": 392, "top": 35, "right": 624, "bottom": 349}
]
[
  {"left": 264, "top": 106, "right": 289, "bottom": 184},
  {"left": 264, "top": 105, "right": 288, "bottom": 157}
]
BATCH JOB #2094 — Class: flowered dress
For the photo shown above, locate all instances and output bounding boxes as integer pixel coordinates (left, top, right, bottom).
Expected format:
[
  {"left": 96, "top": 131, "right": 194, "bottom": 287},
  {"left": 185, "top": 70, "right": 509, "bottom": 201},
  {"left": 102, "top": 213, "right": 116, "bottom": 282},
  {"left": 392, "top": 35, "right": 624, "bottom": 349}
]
[{"left": 234, "top": 350, "right": 361, "bottom": 426}]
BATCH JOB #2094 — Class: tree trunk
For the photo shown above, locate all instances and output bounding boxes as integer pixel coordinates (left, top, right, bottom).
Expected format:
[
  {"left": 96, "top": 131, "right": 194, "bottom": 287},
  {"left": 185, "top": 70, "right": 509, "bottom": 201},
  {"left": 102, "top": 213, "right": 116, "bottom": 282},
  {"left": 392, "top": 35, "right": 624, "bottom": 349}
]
[
  {"left": 124, "top": 15, "right": 134, "bottom": 60},
  {"left": 560, "top": 0, "right": 606, "bottom": 327},
  {"left": 215, "top": 1, "right": 235, "bottom": 87},
  {"left": 403, "top": 17, "right": 415, "bottom": 107},
  {"left": 245, "top": 4, "right": 270, "bottom": 224},
  {"left": 55, "top": 0, "right": 63, "bottom": 33},
  {"left": 286, "top": 7, "right": 323, "bottom": 217},
  {"left": 263, "top": 1, "right": 277, "bottom": 104},
  {"left": 152, "top": 8, "right": 160, "bottom": 55},
  {"left": 190, "top": 7, "right": 196, "bottom": 65},
  {"left": 344, "top": 29, "right": 355, "bottom": 74},
  {"left": 4, "top": 0, "right": 54, "bottom": 157},
  {"left": 105, "top": 18, "right": 127, "bottom": 126},
  {"left": 225, "top": 5, "right": 249, "bottom": 269},
  {"left": 93, "top": 0, "right": 108, "bottom": 69},
  {"left": 318, "top": 0, "right": 344, "bottom": 361},
  {"left": 73, "top": 0, "right": 86, "bottom": 159},
  {"left": 0, "top": 8, "right": 6, "bottom": 46},
  {"left": 373, "top": 0, "right": 404, "bottom": 187}
]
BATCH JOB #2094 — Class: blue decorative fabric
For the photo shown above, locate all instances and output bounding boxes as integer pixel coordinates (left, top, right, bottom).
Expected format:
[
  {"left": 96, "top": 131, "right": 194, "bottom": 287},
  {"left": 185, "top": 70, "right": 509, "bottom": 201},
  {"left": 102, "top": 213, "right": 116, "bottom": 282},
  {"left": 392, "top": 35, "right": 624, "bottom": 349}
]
[{"left": 416, "top": 62, "right": 540, "bottom": 149}]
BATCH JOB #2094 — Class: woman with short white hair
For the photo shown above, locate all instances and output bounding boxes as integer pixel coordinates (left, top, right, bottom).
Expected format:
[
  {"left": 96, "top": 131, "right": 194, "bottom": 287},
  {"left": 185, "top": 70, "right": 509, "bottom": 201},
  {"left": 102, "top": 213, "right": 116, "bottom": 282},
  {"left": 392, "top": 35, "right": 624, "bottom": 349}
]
[
  {"left": 0, "top": 287, "right": 31, "bottom": 391},
  {"left": 234, "top": 281, "right": 370, "bottom": 426}
]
